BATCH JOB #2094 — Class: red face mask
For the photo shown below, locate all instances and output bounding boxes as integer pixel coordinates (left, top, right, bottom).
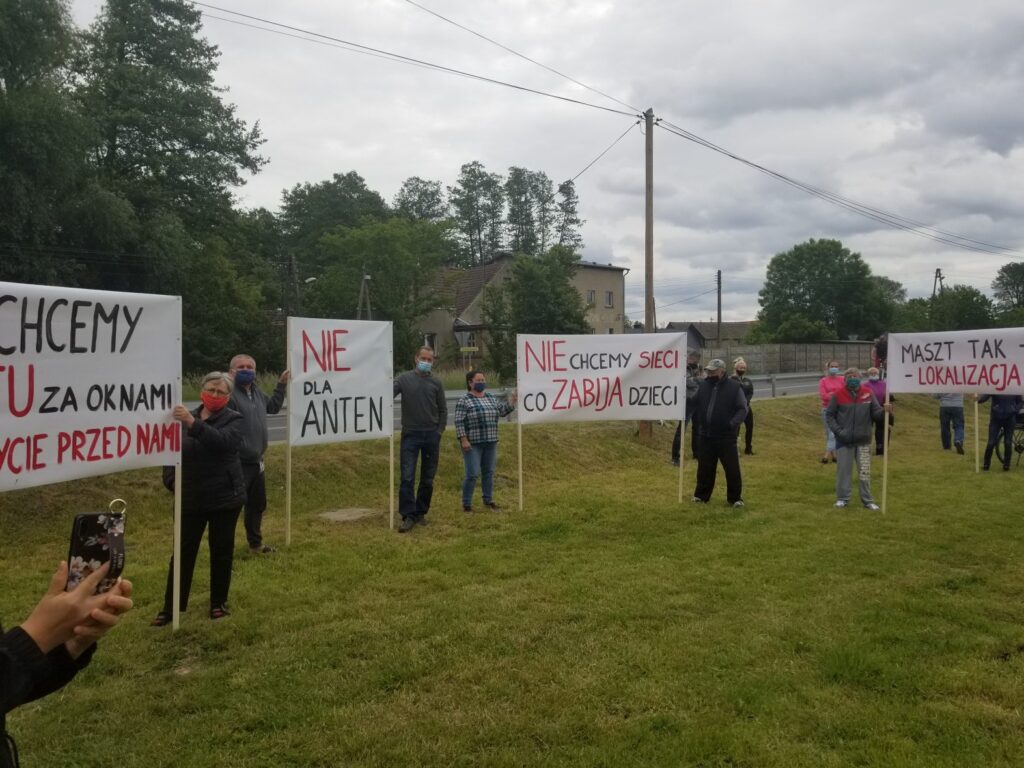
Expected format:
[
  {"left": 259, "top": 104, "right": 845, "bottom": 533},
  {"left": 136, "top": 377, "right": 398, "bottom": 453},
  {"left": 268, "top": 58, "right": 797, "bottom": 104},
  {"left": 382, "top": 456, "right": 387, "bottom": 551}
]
[{"left": 201, "top": 392, "right": 229, "bottom": 412}]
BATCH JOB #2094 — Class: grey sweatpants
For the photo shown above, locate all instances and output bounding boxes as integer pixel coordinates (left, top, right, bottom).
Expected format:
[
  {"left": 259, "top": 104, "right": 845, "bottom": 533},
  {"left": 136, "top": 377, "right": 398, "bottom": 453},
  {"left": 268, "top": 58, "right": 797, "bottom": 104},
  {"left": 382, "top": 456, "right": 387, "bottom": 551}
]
[{"left": 836, "top": 443, "right": 874, "bottom": 504}]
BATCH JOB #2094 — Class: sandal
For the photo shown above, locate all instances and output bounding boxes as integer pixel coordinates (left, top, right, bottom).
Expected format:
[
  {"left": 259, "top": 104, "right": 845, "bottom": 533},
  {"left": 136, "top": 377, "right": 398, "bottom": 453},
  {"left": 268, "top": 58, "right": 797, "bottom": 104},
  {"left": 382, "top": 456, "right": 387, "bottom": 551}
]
[
  {"left": 209, "top": 605, "right": 230, "bottom": 620},
  {"left": 150, "top": 612, "right": 172, "bottom": 627}
]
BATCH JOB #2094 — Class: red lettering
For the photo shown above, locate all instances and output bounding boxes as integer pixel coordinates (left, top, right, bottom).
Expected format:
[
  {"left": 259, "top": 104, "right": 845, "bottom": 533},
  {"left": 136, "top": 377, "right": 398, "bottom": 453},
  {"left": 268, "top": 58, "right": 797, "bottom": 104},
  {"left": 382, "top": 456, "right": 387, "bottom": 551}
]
[
  {"left": 0, "top": 433, "right": 48, "bottom": 474},
  {"left": 331, "top": 329, "right": 351, "bottom": 372},
  {"left": 0, "top": 363, "right": 34, "bottom": 417},
  {"left": 301, "top": 330, "right": 326, "bottom": 373},
  {"left": 523, "top": 340, "right": 567, "bottom": 372},
  {"left": 552, "top": 378, "right": 569, "bottom": 409}
]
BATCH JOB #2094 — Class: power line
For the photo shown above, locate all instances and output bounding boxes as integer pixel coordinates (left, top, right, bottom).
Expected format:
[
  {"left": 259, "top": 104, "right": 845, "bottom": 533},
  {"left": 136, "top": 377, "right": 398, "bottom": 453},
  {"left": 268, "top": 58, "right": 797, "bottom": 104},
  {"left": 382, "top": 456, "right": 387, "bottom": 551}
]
[
  {"left": 192, "top": 2, "right": 639, "bottom": 118},
  {"left": 401, "top": 0, "right": 641, "bottom": 115},
  {"left": 567, "top": 120, "right": 641, "bottom": 185},
  {"left": 656, "top": 120, "right": 1021, "bottom": 257}
]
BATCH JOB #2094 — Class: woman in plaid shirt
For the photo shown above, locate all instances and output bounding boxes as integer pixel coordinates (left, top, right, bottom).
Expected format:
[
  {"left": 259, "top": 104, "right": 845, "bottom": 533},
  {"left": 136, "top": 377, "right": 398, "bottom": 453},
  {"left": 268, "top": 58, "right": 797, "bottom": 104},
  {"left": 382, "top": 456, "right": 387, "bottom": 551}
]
[{"left": 455, "top": 371, "right": 517, "bottom": 512}]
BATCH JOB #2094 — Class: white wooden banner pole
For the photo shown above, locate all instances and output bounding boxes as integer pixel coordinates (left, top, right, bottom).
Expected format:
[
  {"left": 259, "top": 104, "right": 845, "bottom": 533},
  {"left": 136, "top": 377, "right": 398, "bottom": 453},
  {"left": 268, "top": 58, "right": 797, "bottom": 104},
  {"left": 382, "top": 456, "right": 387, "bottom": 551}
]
[
  {"left": 172, "top": 465, "right": 182, "bottom": 630},
  {"left": 285, "top": 317, "right": 293, "bottom": 547},
  {"left": 389, "top": 432, "right": 395, "bottom": 530},
  {"left": 881, "top": 389, "right": 891, "bottom": 514},
  {"left": 517, "top": 419, "right": 524, "bottom": 512},
  {"left": 974, "top": 398, "right": 980, "bottom": 474}
]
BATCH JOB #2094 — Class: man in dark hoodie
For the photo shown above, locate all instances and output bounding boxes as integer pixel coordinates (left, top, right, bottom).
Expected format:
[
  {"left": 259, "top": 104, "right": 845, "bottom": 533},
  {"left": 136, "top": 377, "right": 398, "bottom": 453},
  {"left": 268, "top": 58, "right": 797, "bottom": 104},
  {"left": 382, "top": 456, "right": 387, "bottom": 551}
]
[
  {"left": 977, "top": 392, "right": 1024, "bottom": 471},
  {"left": 826, "top": 367, "right": 888, "bottom": 510},
  {"left": 228, "top": 354, "right": 289, "bottom": 554},
  {"left": 691, "top": 358, "right": 749, "bottom": 507}
]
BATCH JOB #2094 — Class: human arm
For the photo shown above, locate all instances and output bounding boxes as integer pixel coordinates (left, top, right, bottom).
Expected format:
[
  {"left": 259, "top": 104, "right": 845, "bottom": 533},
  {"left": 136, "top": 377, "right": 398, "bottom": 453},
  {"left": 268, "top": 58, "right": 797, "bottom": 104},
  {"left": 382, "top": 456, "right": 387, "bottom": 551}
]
[
  {"left": 265, "top": 370, "right": 290, "bottom": 414},
  {"left": 187, "top": 413, "right": 243, "bottom": 453},
  {"left": 825, "top": 395, "right": 841, "bottom": 435},
  {"left": 497, "top": 390, "right": 516, "bottom": 416},
  {"left": 393, "top": 377, "right": 402, "bottom": 399},
  {"left": 454, "top": 395, "right": 470, "bottom": 448},
  {"left": 436, "top": 380, "right": 447, "bottom": 436},
  {"left": 728, "top": 384, "right": 749, "bottom": 430}
]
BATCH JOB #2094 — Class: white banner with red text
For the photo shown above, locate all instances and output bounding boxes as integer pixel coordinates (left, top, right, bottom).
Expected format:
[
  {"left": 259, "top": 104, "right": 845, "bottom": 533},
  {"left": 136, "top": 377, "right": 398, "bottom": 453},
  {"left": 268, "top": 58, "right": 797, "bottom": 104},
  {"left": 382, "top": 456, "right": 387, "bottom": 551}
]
[
  {"left": 887, "top": 329, "right": 1024, "bottom": 394},
  {"left": 0, "top": 282, "right": 181, "bottom": 491},
  {"left": 516, "top": 332, "right": 688, "bottom": 425},
  {"left": 287, "top": 317, "right": 393, "bottom": 447}
]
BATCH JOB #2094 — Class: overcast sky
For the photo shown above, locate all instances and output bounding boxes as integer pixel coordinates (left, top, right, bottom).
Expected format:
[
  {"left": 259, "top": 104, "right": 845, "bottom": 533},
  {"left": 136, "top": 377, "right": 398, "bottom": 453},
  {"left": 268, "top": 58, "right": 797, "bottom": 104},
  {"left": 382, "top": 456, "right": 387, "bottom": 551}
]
[{"left": 70, "top": 0, "right": 1024, "bottom": 325}]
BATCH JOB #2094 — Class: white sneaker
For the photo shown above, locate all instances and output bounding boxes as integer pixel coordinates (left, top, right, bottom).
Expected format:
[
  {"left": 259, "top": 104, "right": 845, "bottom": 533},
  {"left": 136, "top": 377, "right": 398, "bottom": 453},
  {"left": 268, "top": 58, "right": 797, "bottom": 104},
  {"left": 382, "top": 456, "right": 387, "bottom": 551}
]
[
  {"left": 732, "top": 500, "right": 745, "bottom": 508},
  {"left": 691, "top": 496, "right": 705, "bottom": 503},
  {"left": 834, "top": 500, "right": 848, "bottom": 508},
  {"left": 863, "top": 502, "right": 880, "bottom": 511}
]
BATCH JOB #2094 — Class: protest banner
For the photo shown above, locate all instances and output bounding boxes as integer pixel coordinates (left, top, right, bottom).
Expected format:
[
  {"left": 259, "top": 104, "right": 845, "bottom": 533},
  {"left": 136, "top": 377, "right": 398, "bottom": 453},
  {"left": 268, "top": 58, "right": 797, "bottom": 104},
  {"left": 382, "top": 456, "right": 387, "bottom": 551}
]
[
  {"left": 285, "top": 317, "right": 394, "bottom": 534},
  {"left": 516, "top": 332, "right": 688, "bottom": 506},
  {"left": 0, "top": 282, "right": 181, "bottom": 492},
  {"left": 882, "top": 328, "right": 1024, "bottom": 509}
]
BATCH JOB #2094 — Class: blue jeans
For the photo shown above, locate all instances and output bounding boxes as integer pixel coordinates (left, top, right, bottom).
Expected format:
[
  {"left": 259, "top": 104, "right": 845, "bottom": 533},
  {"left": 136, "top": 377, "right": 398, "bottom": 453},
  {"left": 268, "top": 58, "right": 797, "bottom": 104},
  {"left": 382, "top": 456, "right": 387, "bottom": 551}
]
[
  {"left": 400, "top": 430, "right": 440, "bottom": 520},
  {"left": 462, "top": 441, "right": 498, "bottom": 507},
  {"left": 822, "top": 408, "right": 836, "bottom": 452},
  {"left": 939, "top": 406, "right": 965, "bottom": 449}
]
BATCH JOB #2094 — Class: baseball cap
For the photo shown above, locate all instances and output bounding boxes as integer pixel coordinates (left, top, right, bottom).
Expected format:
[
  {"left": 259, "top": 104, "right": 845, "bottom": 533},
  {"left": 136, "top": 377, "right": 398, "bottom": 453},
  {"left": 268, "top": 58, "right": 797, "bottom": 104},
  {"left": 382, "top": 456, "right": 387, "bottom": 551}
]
[{"left": 704, "top": 358, "right": 725, "bottom": 371}]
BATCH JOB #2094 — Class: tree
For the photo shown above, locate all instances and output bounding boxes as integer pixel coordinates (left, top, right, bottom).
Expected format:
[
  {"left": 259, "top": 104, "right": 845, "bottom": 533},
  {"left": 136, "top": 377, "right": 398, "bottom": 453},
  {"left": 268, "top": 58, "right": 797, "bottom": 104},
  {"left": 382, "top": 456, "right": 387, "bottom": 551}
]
[
  {"left": 757, "top": 238, "right": 883, "bottom": 341},
  {"left": 555, "top": 179, "right": 584, "bottom": 251},
  {"left": 0, "top": 0, "right": 91, "bottom": 283},
  {"left": 504, "top": 166, "right": 537, "bottom": 256},
  {"left": 929, "top": 285, "right": 993, "bottom": 331},
  {"left": 303, "top": 218, "right": 449, "bottom": 366},
  {"left": 449, "top": 160, "right": 504, "bottom": 265},
  {"left": 480, "top": 283, "right": 515, "bottom": 382},
  {"left": 393, "top": 176, "right": 448, "bottom": 222},
  {"left": 992, "top": 262, "right": 1024, "bottom": 311},
  {"left": 78, "top": 0, "right": 265, "bottom": 233}
]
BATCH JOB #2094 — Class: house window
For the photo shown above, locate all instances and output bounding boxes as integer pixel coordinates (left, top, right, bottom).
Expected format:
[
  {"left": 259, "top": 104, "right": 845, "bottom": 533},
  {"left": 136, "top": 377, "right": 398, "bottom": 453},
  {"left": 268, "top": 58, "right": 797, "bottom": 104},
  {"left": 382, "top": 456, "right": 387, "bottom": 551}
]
[
  {"left": 586, "top": 289, "right": 596, "bottom": 304},
  {"left": 608, "top": 328, "right": 614, "bottom": 334},
  {"left": 605, "top": 291, "right": 614, "bottom": 308},
  {"left": 423, "top": 333, "right": 437, "bottom": 351}
]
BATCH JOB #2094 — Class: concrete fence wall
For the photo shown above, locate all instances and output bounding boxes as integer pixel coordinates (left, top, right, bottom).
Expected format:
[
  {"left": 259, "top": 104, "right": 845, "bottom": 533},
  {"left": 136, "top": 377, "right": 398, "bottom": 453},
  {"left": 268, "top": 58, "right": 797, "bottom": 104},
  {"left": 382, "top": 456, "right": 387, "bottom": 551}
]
[{"left": 700, "top": 342, "right": 875, "bottom": 374}]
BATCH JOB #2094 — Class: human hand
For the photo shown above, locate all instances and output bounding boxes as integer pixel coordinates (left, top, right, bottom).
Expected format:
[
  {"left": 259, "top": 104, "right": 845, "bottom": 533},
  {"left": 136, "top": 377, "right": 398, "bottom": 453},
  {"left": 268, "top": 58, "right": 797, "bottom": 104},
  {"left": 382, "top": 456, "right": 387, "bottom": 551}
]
[
  {"left": 65, "top": 578, "right": 134, "bottom": 659},
  {"left": 460, "top": 437, "right": 471, "bottom": 453},
  {"left": 172, "top": 404, "right": 195, "bottom": 426},
  {"left": 20, "top": 562, "right": 113, "bottom": 654},
  {"left": 279, "top": 369, "right": 291, "bottom": 384},
  {"left": 508, "top": 389, "right": 518, "bottom": 406},
  {"left": 883, "top": 403, "right": 893, "bottom": 413}
]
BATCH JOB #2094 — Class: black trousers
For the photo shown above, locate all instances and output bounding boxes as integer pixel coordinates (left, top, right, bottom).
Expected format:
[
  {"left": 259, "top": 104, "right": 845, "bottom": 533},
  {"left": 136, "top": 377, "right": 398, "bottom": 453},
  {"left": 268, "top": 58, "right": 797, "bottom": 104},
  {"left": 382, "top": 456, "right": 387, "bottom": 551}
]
[
  {"left": 162, "top": 506, "right": 242, "bottom": 613},
  {"left": 984, "top": 415, "right": 1016, "bottom": 469},
  {"left": 241, "top": 462, "right": 268, "bottom": 548},
  {"left": 671, "top": 418, "right": 700, "bottom": 461},
  {"left": 874, "top": 413, "right": 894, "bottom": 454},
  {"left": 740, "top": 407, "right": 754, "bottom": 452},
  {"left": 694, "top": 436, "right": 743, "bottom": 504}
]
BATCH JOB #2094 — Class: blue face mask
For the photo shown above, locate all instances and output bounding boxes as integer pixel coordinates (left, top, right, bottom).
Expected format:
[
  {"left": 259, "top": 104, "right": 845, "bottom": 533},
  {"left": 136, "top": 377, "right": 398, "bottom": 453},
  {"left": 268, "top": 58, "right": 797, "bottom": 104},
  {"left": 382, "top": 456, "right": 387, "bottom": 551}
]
[
  {"left": 473, "top": 382, "right": 486, "bottom": 393},
  {"left": 846, "top": 378, "right": 861, "bottom": 390},
  {"left": 234, "top": 369, "right": 256, "bottom": 386},
  {"left": 416, "top": 360, "right": 432, "bottom": 374},
  {"left": 828, "top": 367, "right": 840, "bottom": 375}
]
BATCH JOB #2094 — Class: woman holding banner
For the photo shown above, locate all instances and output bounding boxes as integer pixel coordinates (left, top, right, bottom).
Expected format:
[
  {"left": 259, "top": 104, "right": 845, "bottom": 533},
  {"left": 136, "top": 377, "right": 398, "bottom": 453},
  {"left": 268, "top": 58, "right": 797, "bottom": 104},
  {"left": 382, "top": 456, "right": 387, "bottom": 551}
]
[
  {"left": 455, "top": 372, "right": 516, "bottom": 512},
  {"left": 152, "top": 372, "right": 246, "bottom": 626}
]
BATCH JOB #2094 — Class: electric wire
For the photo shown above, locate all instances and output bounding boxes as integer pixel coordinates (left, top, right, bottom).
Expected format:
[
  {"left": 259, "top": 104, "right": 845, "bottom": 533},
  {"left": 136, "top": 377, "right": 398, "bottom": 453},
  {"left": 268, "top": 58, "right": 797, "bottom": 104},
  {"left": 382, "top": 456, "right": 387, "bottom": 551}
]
[
  {"left": 401, "top": 0, "right": 642, "bottom": 114},
  {"left": 656, "top": 120, "right": 1021, "bottom": 257},
  {"left": 191, "top": 2, "right": 639, "bottom": 118}
]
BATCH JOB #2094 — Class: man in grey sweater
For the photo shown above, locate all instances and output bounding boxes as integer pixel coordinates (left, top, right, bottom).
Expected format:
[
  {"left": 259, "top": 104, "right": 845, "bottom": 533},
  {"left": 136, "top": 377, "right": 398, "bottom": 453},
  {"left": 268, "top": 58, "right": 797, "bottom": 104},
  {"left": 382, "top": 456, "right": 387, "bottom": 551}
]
[
  {"left": 934, "top": 392, "right": 965, "bottom": 454},
  {"left": 228, "top": 354, "right": 289, "bottom": 553},
  {"left": 393, "top": 346, "right": 447, "bottom": 533}
]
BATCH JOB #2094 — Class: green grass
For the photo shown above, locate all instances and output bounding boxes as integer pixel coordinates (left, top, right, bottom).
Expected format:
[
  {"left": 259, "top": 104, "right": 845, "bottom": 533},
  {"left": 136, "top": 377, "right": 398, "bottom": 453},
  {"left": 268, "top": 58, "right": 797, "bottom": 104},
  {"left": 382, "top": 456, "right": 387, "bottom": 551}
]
[{"left": 2, "top": 395, "right": 1023, "bottom": 767}]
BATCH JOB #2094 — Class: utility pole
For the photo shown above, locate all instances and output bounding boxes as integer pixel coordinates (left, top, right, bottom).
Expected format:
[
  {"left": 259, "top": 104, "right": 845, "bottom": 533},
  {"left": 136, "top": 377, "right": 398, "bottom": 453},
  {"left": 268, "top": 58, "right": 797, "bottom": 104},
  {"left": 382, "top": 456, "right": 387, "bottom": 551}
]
[
  {"left": 356, "top": 272, "right": 373, "bottom": 320},
  {"left": 639, "top": 107, "right": 655, "bottom": 445},
  {"left": 716, "top": 269, "right": 722, "bottom": 343},
  {"left": 931, "top": 268, "right": 945, "bottom": 298}
]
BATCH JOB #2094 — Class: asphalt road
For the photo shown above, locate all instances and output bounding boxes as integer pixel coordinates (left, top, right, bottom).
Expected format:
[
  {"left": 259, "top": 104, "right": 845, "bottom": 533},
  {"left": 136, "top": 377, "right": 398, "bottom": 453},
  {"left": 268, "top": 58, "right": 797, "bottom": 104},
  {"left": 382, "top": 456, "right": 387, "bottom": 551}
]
[{"left": 260, "top": 372, "right": 823, "bottom": 444}]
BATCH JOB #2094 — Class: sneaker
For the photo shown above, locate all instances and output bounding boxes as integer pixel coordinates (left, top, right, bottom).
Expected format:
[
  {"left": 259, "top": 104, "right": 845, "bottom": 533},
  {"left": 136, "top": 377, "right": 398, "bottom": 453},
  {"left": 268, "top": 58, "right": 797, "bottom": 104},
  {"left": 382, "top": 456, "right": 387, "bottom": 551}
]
[
  {"left": 668, "top": 458, "right": 680, "bottom": 467},
  {"left": 955, "top": 442, "right": 964, "bottom": 455},
  {"left": 484, "top": 502, "right": 502, "bottom": 511},
  {"left": 834, "top": 500, "right": 849, "bottom": 508},
  {"left": 732, "top": 500, "right": 745, "bottom": 508},
  {"left": 209, "top": 605, "right": 230, "bottom": 620},
  {"left": 462, "top": 505, "right": 474, "bottom": 512},
  {"left": 744, "top": 448, "right": 754, "bottom": 455},
  {"left": 398, "top": 517, "right": 416, "bottom": 533},
  {"left": 691, "top": 496, "right": 706, "bottom": 503},
  {"left": 416, "top": 515, "right": 429, "bottom": 527},
  {"left": 863, "top": 502, "right": 880, "bottom": 511},
  {"left": 249, "top": 544, "right": 276, "bottom": 554},
  {"left": 1004, "top": 465, "right": 1011, "bottom": 472}
]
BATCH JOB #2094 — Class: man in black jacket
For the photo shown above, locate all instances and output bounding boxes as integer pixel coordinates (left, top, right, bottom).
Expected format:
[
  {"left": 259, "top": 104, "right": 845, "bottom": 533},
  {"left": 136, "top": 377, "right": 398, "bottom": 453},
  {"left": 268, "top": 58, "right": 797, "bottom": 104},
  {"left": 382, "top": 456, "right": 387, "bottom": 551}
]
[
  {"left": 670, "top": 349, "right": 703, "bottom": 465},
  {"left": 691, "top": 358, "right": 749, "bottom": 507}
]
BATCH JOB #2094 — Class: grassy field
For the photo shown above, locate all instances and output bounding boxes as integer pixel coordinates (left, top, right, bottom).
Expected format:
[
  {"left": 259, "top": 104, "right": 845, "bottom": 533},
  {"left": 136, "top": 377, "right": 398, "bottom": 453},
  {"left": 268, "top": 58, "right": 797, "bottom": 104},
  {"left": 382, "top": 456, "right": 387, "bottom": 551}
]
[{"left": 1, "top": 394, "right": 1022, "bottom": 767}]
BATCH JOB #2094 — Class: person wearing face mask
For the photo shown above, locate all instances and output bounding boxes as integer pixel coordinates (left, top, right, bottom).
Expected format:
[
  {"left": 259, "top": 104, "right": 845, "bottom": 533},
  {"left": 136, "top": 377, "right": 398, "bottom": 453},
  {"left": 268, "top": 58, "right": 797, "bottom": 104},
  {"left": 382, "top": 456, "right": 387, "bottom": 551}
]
[
  {"left": 670, "top": 349, "right": 703, "bottom": 466},
  {"left": 730, "top": 357, "right": 755, "bottom": 455},
  {"left": 152, "top": 372, "right": 246, "bottom": 625},
  {"left": 393, "top": 347, "right": 447, "bottom": 533},
  {"left": 825, "top": 368, "right": 889, "bottom": 510},
  {"left": 818, "top": 360, "right": 846, "bottom": 464},
  {"left": 691, "top": 359, "right": 749, "bottom": 507},
  {"left": 863, "top": 367, "right": 893, "bottom": 455},
  {"left": 227, "top": 354, "right": 290, "bottom": 555},
  {"left": 454, "top": 371, "right": 517, "bottom": 512}
]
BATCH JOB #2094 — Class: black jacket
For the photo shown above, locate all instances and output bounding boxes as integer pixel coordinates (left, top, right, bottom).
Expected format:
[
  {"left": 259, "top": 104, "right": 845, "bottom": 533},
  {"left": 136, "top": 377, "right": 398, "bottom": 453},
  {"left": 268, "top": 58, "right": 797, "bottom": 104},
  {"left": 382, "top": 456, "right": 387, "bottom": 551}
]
[
  {"left": 2, "top": 623, "right": 93, "bottom": 768},
  {"left": 693, "top": 375, "right": 748, "bottom": 439},
  {"left": 162, "top": 406, "right": 246, "bottom": 514}
]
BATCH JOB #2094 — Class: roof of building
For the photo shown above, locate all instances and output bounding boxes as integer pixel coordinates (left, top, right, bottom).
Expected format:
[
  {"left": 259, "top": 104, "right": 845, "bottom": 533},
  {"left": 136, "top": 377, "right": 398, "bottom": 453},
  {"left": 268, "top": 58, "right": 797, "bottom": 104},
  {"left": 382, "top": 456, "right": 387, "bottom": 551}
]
[{"left": 665, "top": 320, "right": 758, "bottom": 342}]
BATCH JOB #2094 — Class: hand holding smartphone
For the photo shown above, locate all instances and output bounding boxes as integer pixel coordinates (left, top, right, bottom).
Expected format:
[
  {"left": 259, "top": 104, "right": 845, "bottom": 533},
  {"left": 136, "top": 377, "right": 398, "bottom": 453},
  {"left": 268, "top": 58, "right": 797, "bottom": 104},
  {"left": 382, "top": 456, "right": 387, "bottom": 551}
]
[{"left": 65, "top": 499, "right": 126, "bottom": 594}]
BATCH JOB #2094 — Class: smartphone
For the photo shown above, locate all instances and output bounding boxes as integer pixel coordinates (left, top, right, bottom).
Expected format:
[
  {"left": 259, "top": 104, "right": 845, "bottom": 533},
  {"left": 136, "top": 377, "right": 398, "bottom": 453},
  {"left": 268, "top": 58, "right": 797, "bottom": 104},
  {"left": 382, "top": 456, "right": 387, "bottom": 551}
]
[{"left": 65, "top": 512, "right": 126, "bottom": 593}]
